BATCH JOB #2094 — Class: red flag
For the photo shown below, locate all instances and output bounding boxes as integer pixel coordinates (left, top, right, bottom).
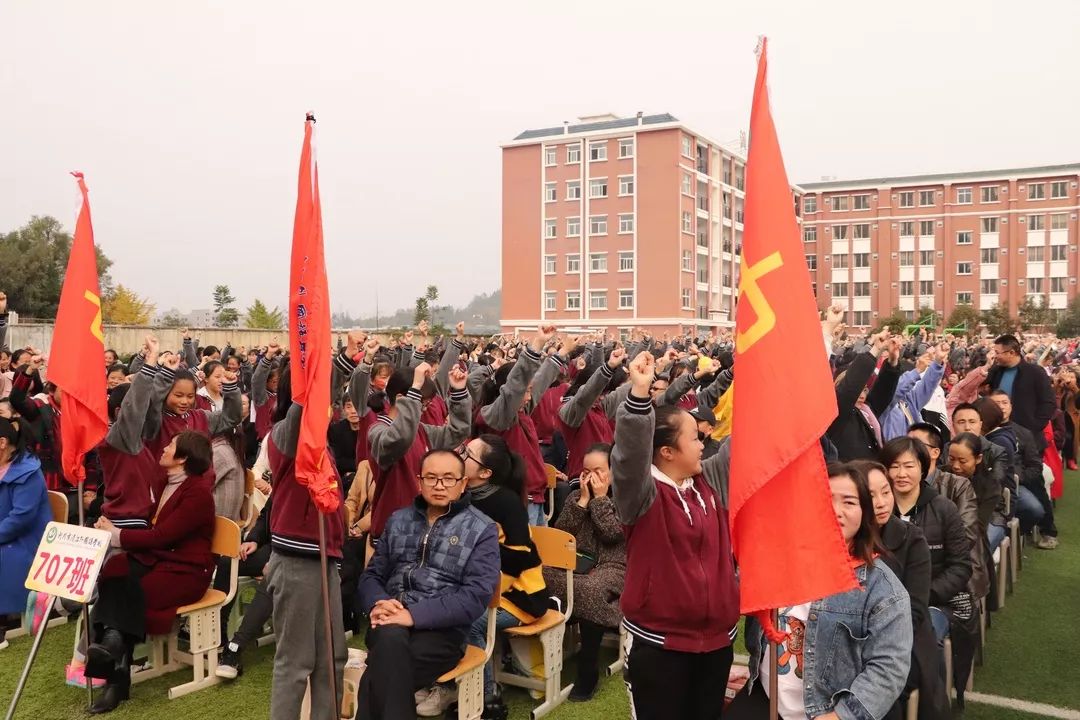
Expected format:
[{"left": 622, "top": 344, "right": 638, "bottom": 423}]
[
  {"left": 47, "top": 172, "right": 109, "bottom": 485},
  {"left": 729, "top": 39, "right": 856, "bottom": 624},
  {"left": 289, "top": 115, "right": 339, "bottom": 514}
]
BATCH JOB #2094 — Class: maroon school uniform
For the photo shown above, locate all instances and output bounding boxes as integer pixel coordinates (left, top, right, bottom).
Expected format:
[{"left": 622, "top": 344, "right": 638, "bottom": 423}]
[
  {"left": 475, "top": 408, "right": 548, "bottom": 504},
  {"left": 420, "top": 393, "right": 447, "bottom": 426},
  {"left": 368, "top": 420, "right": 429, "bottom": 539},
  {"left": 267, "top": 435, "right": 345, "bottom": 559},
  {"left": 558, "top": 403, "right": 614, "bottom": 480},
  {"left": 255, "top": 393, "right": 277, "bottom": 441},
  {"left": 531, "top": 383, "right": 567, "bottom": 446},
  {"left": 99, "top": 443, "right": 162, "bottom": 528}
]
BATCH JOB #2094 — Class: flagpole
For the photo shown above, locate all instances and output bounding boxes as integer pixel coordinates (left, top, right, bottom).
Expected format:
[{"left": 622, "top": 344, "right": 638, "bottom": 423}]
[
  {"left": 769, "top": 609, "right": 779, "bottom": 720},
  {"left": 77, "top": 478, "right": 95, "bottom": 709},
  {"left": 317, "top": 512, "right": 340, "bottom": 717},
  {"left": 4, "top": 594, "right": 56, "bottom": 720}
]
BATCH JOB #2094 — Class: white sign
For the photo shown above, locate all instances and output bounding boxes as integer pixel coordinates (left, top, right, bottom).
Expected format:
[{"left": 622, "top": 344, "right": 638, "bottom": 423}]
[{"left": 25, "top": 522, "right": 111, "bottom": 603}]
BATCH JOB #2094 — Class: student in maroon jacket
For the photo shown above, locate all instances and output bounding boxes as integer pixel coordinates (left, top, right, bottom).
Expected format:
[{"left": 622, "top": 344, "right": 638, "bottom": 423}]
[
  {"left": 610, "top": 351, "right": 739, "bottom": 720},
  {"left": 252, "top": 344, "right": 282, "bottom": 441},
  {"left": 148, "top": 352, "right": 242, "bottom": 460},
  {"left": 88, "top": 431, "right": 216, "bottom": 714}
]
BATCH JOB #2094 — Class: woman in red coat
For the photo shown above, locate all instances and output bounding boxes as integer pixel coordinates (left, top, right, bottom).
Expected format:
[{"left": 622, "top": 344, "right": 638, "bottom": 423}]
[{"left": 86, "top": 431, "right": 216, "bottom": 714}]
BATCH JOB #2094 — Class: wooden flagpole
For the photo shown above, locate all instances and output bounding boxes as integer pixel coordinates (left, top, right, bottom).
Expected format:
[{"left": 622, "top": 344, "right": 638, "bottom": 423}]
[{"left": 317, "top": 512, "right": 340, "bottom": 717}]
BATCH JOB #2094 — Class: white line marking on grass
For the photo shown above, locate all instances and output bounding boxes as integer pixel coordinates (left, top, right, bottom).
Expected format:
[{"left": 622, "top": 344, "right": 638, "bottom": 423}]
[{"left": 966, "top": 692, "right": 1080, "bottom": 720}]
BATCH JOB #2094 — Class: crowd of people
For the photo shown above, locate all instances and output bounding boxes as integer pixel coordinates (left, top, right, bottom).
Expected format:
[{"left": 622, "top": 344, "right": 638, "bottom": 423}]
[{"left": 0, "top": 289, "right": 1072, "bottom": 719}]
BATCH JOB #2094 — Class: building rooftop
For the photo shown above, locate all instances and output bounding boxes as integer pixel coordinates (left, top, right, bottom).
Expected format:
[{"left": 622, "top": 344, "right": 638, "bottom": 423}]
[
  {"left": 798, "top": 162, "right": 1080, "bottom": 191},
  {"left": 513, "top": 113, "right": 680, "bottom": 141}
]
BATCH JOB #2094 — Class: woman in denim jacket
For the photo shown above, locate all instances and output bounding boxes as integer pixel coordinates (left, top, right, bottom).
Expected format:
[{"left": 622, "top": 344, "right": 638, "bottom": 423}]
[{"left": 728, "top": 462, "right": 912, "bottom": 720}]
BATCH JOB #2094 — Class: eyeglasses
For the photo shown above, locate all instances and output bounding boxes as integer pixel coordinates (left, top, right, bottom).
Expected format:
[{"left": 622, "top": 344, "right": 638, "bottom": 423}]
[
  {"left": 457, "top": 446, "right": 487, "bottom": 468},
  {"left": 418, "top": 474, "right": 464, "bottom": 488}
]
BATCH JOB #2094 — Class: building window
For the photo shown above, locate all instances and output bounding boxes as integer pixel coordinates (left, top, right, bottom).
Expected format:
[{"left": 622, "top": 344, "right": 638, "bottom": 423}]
[
  {"left": 899, "top": 251, "right": 914, "bottom": 267},
  {"left": 697, "top": 265, "right": 708, "bottom": 284},
  {"left": 1052, "top": 245, "right": 1068, "bottom": 261},
  {"left": 589, "top": 141, "right": 607, "bottom": 162},
  {"left": 832, "top": 225, "right": 849, "bottom": 240},
  {"left": 681, "top": 287, "right": 692, "bottom": 308},
  {"left": 853, "top": 194, "right": 871, "bottom": 210},
  {"left": 544, "top": 255, "right": 556, "bottom": 274},
  {"left": 957, "top": 262, "right": 973, "bottom": 275},
  {"left": 566, "top": 254, "right": 580, "bottom": 273},
  {"left": 920, "top": 280, "right": 934, "bottom": 296},
  {"left": 589, "top": 252, "right": 607, "bottom": 272},
  {"left": 898, "top": 191, "right": 914, "bottom": 208},
  {"left": 956, "top": 188, "right": 972, "bottom": 204},
  {"left": 1028, "top": 183, "right": 1045, "bottom": 200},
  {"left": 830, "top": 196, "right": 849, "bottom": 211},
  {"left": 618, "top": 289, "right": 634, "bottom": 309},
  {"left": 567, "top": 145, "right": 581, "bottom": 164},
  {"left": 853, "top": 223, "right": 871, "bottom": 239},
  {"left": 1029, "top": 246, "right": 1045, "bottom": 261},
  {"left": 566, "top": 180, "right": 581, "bottom": 200},
  {"left": 899, "top": 221, "right": 915, "bottom": 237},
  {"left": 1051, "top": 181, "right": 1068, "bottom": 199},
  {"left": 682, "top": 173, "right": 693, "bottom": 196},
  {"left": 566, "top": 216, "right": 581, "bottom": 237},
  {"left": 1027, "top": 278, "right": 1044, "bottom": 293},
  {"left": 957, "top": 231, "right": 973, "bottom": 245},
  {"left": 682, "top": 212, "right": 693, "bottom": 233},
  {"left": 589, "top": 291, "right": 607, "bottom": 310},
  {"left": 619, "top": 176, "right": 634, "bottom": 196},
  {"left": 981, "top": 279, "right": 999, "bottom": 294},
  {"left": 544, "top": 147, "right": 556, "bottom": 166},
  {"left": 853, "top": 311, "right": 870, "bottom": 326},
  {"left": 981, "top": 186, "right": 999, "bottom": 203},
  {"left": 566, "top": 291, "right": 581, "bottom": 310},
  {"left": 544, "top": 292, "right": 556, "bottom": 311},
  {"left": 1029, "top": 215, "right": 1045, "bottom": 230},
  {"left": 1051, "top": 277, "right": 1067, "bottom": 293},
  {"left": 618, "top": 252, "right": 634, "bottom": 271},
  {"left": 545, "top": 219, "right": 557, "bottom": 239},
  {"left": 853, "top": 282, "right": 870, "bottom": 297},
  {"left": 681, "top": 134, "right": 693, "bottom": 157},
  {"left": 853, "top": 253, "right": 870, "bottom": 268},
  {"left": 589, "top": 178, "right": 608, "bottom": 198},
  {"left": 919, "top": 190, "right": 936, "bottom": 206},
  {"left": 618, "top": 214, "right": 634, "bottom": 234},
  {"left": 1051, "top": 213, "right": 1068, "bottom": 230},
  {"left": 804, "top": 226, "right": 817, "bottom": 243},
  {"left": 833, "top": 254, "right": 849, "bottom": 269},
  {"left": 833, "top": 282, "right": 850, "bottom": 297},
  {"left": 900, "top": 281, "right": 914, "bottom": 296},
  {"left": 618, "top": 138, "right": 634, "bottom": 158},
  {"left": 981, "top": 217, "right": 998, "bottom": 233},
  {"left": 981, "top": 248, "right": 998, "bottom": 264},
  {"left": 804, "top": 196, "right": 817, "bottom": 214},
  {"left": 806, "top": 254, "right": 817, "bottom": 271},
  {"left": 589, "top": 215, "right": 607, "bottom": 235},
  {"left": 956, "top": 291, "right": 973, "bottom": 305},
  {"left": 681, "top": 250, "right": 693, "bottom": 271},
  {"left": 919, "top": 220, "right": 935, "bottom": 237},
  {"left": 545, "top": 182, "right": 556, "bottom": 203}
]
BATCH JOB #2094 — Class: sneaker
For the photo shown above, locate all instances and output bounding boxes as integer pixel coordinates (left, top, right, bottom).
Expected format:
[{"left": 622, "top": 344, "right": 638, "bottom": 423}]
[
  {"left": 215, "top": 642, "right": 243, "bottom": 679},
  {"left": 23, "top": 591, "right": 53, "bottom": 635},
  {"left": 1036, "top": 535, "right": 1060, "bottom": 550},
  {"left": 66, "top": 662, "right": 107, "bottom": 688},
  {"left": 415, "top": 684, "right": 456, "bottom": 717},
  {"left": 414, "top": 687, "right": 431, "bottom": 706}
]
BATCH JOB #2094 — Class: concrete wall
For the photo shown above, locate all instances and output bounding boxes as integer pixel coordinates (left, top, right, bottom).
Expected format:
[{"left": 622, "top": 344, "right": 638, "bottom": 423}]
[{"left": 6, "top": 324, "right": 289, "bottom": 356}]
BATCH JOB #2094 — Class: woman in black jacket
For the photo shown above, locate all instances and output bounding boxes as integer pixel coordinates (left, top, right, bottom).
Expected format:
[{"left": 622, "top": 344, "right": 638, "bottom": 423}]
[
  {"left": 826, "top": 331, "right": 902, "bottom": 461},
  {"left": 854, "top": 459, "right": 948, "bottom": 720}
]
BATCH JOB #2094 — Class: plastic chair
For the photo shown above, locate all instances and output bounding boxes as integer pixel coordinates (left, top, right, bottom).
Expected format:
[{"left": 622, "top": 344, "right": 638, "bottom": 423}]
[
  {"left": 543, "top": 464, "right": 558, "bottom": 523},
  {"left": 130, "top": 517, "right": 242, "bottom": 699},
  {"left": 436, "top": 588, "right": 500, "bottom": 720},
  {"left": 47, "top": 491, "right": 69, "bottom": 523},
  {"left": 238, "top": 470, "right": 256, "bottom": 531},
  {"left": 495, "top": 526, "right": 576, "bottom": 719}
]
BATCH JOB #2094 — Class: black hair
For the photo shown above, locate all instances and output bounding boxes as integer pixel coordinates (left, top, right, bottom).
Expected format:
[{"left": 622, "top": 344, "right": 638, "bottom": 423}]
[
  {"left": 584, "top": 442, "right": 612, "bottom": 459},
  {"left": 10, "top": 349, "right": 29, "bottom": 366},
  {"left": 951, "top": 401, "right": 979, "bottom": 420},
  {"left": 271, "top": 358, "right": 294, "bottom": 424},
  {"left": 880, "top": 436, "right": 931, "bottom": 481},
  {"left": 107, "top": 384, "right": 132, "bottom": 423},
  {"left": 173, "top": 430, "right": 213, "bottom": 477},
  {"left": 479, "top": 362, "right": 515, "bottom": 408},
  {"left": 384, "top": 368, "right": 435, "bottom": 407},
  {"left": 420, "top": 447, "right": 466, "bottom": 476},
  {"left": 202, "top": 345, "right": 220, "bottom": 358},
  {"left": 988, "top": 389, "right": 1010, "bottom": 399},
  {"left": 907, "top": 422, "right": 943, "bottom": 451},
  {"left": 106, "top": 364, "right": 127, "bottom": 377},
  {"left": 653, "top": 405, "right": 690, "bottom": 456},
  {"left": 950, "top": 432, "right": 983, "bottom": 457},
  {"left": 475, "top": 434, "right": 527, "bottom": 503},
  {"left": 367, "top": 391, "right": 387, "bottom": 414},
  {"left": 0, "top": 416, "right": 27, "bottom": 458},
  {"left": 169, "top": 369, "right": 199, "bottom": 394},
  {"left": 104, "top": 348, "right": 118, "bottom": 360},
  {"left": 203, "top": 360, "right": 225, "bottom": 378},
  {"left": 826, "top": 461, "right": 884, "bottom": 566},
  {"left": 994, "top": 334, "right": 1022, "bottom": 354}
]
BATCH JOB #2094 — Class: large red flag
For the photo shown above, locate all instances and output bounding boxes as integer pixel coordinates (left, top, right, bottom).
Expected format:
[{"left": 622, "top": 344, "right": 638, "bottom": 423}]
[
  {"left": 729, "top": 39, "right": 856, "bottom": 624},
  {"left": 289, "top": 114, "right": 339, "bottom": 514},
  {"left": 48, "top": 172, "right": 109, "bottom": 486}
]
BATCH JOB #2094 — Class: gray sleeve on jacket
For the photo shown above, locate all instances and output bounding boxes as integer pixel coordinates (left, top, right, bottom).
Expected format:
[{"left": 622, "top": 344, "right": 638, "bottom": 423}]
[
  {"left": 369, "top": 392, "right": 423, "bottom": 468},
  {"left": 270, "top": 402, "right": 304, "bottom": 458},
  {"left": 397, "top": 345, "right": 414, "bottom": 369},
  {"left": 207, "top": 382, "right": 243, "bottom": 435},
  {"left": 480, "top": 346, "right": 542, "bottom": 431},
  {"left": 347, "top": 361, "right": 372, "bottom": 414},
  {"left": 434, "top": 340, "right": 465, "bottom": 398},
  {"left": 610, "top": 395, "right": 658, "bottom": 524},
  {"left": 127, "top": 352, "right": 145, "bottom": 376},
  {"left": 525, "top": 356, "right": 563, "bottom": 414},
  {"left": 697, "top": 368, "right": 734, "bottom": 410},
  {"left": 252, "top": 357, "right": 271, "bottom": 406},
  {"left": 700, "top": 436, "right": 731, "bottom": 509},
  {"left": 106, "top": 364, "right": 157, "bottom": 454},
  {"left": 602, "top": 382, "right": 631, "bottom": 419},
  {"left": 0, "top": 313, "right": 7, "bottom": 354},
  {"left": 144, "top": 365, "right": 178, "bottom": 441},
  {"left": 659, "top": 370, "right": 698, "bottom": 407},
  {"left": 467, "top": 365, "right": 493, "bottom": 403},
  {"left": 182, "top": 339, "right": 199, "bottom": 369},
  {"left": 425, "top": 389, "right": 473, "bottom": 450},
  {"left": 559, "top": 364, "right": 613, "bottom": 429}
]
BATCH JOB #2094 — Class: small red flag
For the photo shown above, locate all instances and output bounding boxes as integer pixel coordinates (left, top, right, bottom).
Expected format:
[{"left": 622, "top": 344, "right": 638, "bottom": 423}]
[
  {"left": 729, "top": 39, "right": 856, "bottom": 623},
  {"left": 289, "top": 115, "right": 339, "bottom": 514},
  {"left": 47, "top": 173, "right": 109, "bottom": 486}
]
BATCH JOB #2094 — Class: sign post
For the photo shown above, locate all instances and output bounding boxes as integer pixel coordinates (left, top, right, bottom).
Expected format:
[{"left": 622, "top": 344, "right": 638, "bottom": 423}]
[{"left": 5, "top": 522, "right": 110, "bottom": 720}]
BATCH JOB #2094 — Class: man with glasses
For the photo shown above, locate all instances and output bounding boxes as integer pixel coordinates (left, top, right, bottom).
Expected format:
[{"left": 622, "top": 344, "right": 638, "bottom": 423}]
[
  {"left": 988, "top": 334, "right": 1056, "bottom": 453},
  {"left": 357, "top": 448, "right": 500, "bottom": 720}
]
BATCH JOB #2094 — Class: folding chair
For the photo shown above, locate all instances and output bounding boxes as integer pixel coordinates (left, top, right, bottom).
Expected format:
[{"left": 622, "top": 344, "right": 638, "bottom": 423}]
[
  {"left": 605, "top": 623, "right": 627, "bottom": 677},
  {"left": 496, "top": 526, "right": 576, "bottom": 719},
  {"left": 994, "top": 538, "right": 1010, "bottom": 610},
  {"left": 905, "top": 689, "right": 919, "bottom": 720},
  {"left": 543, "top": 464, "right": 558, "bottom": 523},
  {"left": 48, "top": 491, "right": 69, "bottom": 522},
  {"left": 1003, "top": 486, "right": 1020, "bottom": 586},
  {"left": 130, "top": 517, "right": 242, "bottom": 699},
  {"left": 437, "top": 589, "right": 500, "bottom": 720}
]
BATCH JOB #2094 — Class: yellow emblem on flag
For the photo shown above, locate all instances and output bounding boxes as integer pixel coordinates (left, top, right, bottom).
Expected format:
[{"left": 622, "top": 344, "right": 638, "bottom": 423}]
[
  {"left": 84, "top": 290, "right": 104, "bottom": 343},
  {"left": 736, "top": 252, "right": 783, "bottom": 354}
]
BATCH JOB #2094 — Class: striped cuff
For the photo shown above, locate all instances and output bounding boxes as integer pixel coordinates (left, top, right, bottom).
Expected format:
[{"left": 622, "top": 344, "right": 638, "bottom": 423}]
[
  {"left": 0, "top": 313, "right": 7, "bottom": 328},
  {"left": 413, "top": 350, "right": 426, "bottom": 362},
  {"left": 138, "top": 364, "right": 157, "bottom": 379},
  {"left": 223, "top": 381, "right": 239, "bottom": 393},
  {"left": 599, "top": 363, "right": 615, "bottom": 379},
  {"left": 551, "top": 355, "right": 567, "bottom": 371},
  {"left": 260, "top": 357, "right": 272, "bottom": 368},
  {"left": 406, "top": 388, "right": 424, "bottom": 402},
  {"left": 687, "top": 371, "right": 699, "bottom": 384},
  {"left": 452, "top": 339, "right": 467, "bottom": 350},
  {"left": 158, "top": 366, "right": 177, "bottom": 383},
  {"left": 625, "top": 393, "right": 653, "bottom": 415},
  {"left": 522, "top": 346, "right": 543, "bottom": 362},
  {"left": 334, "top": 352, "right": 356, "bottom": 375},
  {"left": 449, "top": 388, "right": 469, "bottom": 402}
]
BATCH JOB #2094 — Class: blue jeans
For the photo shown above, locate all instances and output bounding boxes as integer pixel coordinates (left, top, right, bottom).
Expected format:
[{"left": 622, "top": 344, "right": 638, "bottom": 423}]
[
  {"left": 467, "top": 607, "right": 522, "bottom": 695},
  {"left": 1016, "top": 486, "right": 1046, "bottom": 532},
  {"left": 988, "top": 523, "right": 1007, "bottom": 553},
  {"left": 527, "top": 502, "right": 547, "bottom": 527},
  {"left": 929, "top": 606, "right": 950, "bottom": 685}
]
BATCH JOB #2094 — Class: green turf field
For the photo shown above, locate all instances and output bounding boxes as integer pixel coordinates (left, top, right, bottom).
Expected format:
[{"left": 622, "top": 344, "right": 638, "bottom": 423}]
[{"left": 2, "top": 475, "right": 1076, "bottom": 719}]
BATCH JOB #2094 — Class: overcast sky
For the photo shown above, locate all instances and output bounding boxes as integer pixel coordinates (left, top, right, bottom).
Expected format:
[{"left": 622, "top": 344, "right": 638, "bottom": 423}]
[{"left": 5, "top": 0, "right": 1079, "bottom": 318}]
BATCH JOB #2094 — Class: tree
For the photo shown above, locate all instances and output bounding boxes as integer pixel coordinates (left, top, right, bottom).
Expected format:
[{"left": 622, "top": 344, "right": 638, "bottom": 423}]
[
  {"left": 1056, "top": 296, "right": 1080, "bottom": 337},
  {"left": 413, "top": 296, "right": 430, "bottom": 325},
  {"left": 0, "top": 215, "right": 113, "bottom": 319},
  {"left": 244, "top": 299, "right": 284, "bottom": 330},
  {"left": 945, "top": 304, "right": 982, "bottom": 334},
  {"left": 1017, "top": 295, "right": 1055, "bottom": 331},
  {"left": 213, "top": 284, "right": 239, "bottom": 327},
  {"left": 102, "top": 284, "right": 154, "bottom": 325},
  {"left": 876, "top": 308, "right": 909, "bottom": 333},
  {"left": 425, "top": 285, "right": 439, "bottom": 326},
  {"left": 980, "top": 303, "right": 1016, "bottom": 336},
  {"left": 160, "top": 312, "right": 187, "bottom": 328}
]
